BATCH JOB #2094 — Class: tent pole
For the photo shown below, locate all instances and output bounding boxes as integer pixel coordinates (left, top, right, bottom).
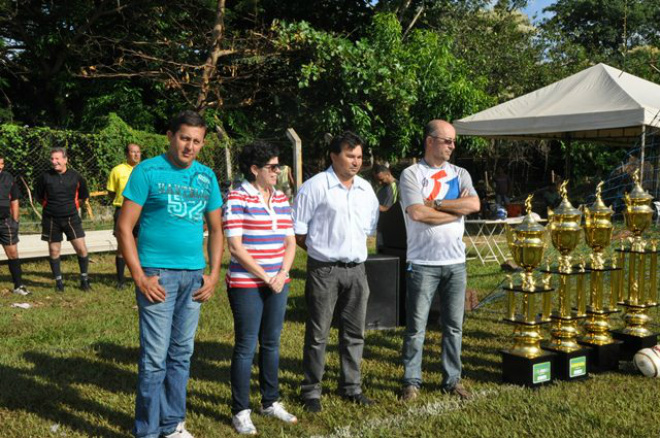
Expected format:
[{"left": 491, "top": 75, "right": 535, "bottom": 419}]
[
  {"left": 653, "top": 129, "right": 660, "bottom": 199},
  {"left": 564, "top": 135, "right": 571, "bottom": 181},
  {"left": 640, "top": 125, "right": 646, "bottom": 182}
]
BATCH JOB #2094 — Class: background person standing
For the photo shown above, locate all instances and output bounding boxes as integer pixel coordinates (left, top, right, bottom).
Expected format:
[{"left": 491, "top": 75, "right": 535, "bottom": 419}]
[
  {"left": 35, "top": 147, "right": 91, "bottom": 292},
  {"left": 107, "top": 143, "right": 142, "bottom": 289},
  {"left": 0, "top": 154, "right": 30, "bottom": 295}
]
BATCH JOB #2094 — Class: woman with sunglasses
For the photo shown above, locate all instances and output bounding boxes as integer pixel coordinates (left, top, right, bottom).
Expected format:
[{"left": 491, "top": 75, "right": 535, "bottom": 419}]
[{"left": 223, "top": 141, "right": 297, "bottom": 435}]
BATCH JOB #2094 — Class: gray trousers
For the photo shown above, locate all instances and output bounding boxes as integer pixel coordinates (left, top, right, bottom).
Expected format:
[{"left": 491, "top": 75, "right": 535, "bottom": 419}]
[{"left": 301, "top": 257, "right": 370, "bottom": 400}]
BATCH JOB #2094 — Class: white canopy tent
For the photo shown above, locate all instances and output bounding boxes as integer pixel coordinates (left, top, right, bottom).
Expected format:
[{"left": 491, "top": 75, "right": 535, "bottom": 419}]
[{"left": 454, "top": 63, "right": 660, "bottom": 146}]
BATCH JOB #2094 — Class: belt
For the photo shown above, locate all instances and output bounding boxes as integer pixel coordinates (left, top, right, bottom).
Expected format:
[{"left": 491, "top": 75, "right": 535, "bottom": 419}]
[{"left": 309, "top": 257, "right": 362, "bottom": 268}]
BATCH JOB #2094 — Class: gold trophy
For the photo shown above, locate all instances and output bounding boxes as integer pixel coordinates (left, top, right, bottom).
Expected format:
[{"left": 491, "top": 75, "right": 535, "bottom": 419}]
[
  {"left": 543, "top": 181, "right": 590, "bottom": 380},
  {"left": 501, "top": 195, "right": 555, "bottom": 386},
  {"left": 578, "top": 182, "right": 623, "bottom": 372},
  {"left": 611, "top": 169, "right": 659, "bottom": 359}
]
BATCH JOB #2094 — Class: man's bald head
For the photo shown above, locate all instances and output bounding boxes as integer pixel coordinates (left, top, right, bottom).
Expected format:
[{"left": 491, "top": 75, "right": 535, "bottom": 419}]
[{"left": 424, "top": 120, "right": 454, "bottom": 140}]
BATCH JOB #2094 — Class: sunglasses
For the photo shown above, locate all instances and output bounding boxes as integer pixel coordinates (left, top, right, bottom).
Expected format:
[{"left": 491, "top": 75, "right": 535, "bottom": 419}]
[
  {"left": 261, "top": 164, "right": 282, "bottom": 171},
  {"left": 430, "top": 136, "right": 456, "bottom": 145}
]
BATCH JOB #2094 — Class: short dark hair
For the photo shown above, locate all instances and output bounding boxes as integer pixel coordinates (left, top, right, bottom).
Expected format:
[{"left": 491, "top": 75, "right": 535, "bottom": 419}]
[
  {"left": 328, "top": 131, "right": 363, "bottom": 156},
  {"left": 372, "top": 164, "right": 390, "bottom": 175},
  {"left": 50, "top": 147, "right": 67, "bottom": 158},
  {"left": 238, "top": 141, "right": 280, "bottom": 182},
  {"left": 169, "top": 110, "right": 207, "bottom": 134}
]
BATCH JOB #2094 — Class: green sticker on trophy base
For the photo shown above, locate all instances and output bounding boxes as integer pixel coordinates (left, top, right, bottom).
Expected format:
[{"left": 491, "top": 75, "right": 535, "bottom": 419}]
[
  {"left": 569, "top": 356, "right": 587, "bottom": 377},
  {"left": 532, "top": 362, "right": 551, "bottom": 384}
]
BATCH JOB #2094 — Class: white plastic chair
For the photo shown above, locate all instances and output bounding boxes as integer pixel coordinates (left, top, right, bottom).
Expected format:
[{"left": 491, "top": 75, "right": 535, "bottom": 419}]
[{"left": 655, "top": 201, "right": 660, "bottom": 226}]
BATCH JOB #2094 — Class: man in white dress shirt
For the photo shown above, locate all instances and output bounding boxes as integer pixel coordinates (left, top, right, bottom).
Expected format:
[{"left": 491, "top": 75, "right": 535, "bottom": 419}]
[{"left": 293, "top": 131, "right": 379, "bottom": 413}]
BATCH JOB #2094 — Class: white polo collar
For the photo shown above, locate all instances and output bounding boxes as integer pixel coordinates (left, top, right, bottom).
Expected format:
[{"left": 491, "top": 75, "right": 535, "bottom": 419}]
[{"left": 325, "top": 166, "right": 366, "bottom": 191}]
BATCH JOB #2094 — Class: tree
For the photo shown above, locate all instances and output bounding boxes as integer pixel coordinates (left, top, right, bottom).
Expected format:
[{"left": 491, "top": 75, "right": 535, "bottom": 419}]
[{"left": 273, "top": 13, "right": 491, "bottom": 161}]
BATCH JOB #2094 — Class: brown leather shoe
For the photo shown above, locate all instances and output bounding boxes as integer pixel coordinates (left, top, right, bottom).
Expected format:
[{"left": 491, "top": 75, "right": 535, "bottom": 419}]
[
  {"left": 401, "top": 385, "right": 419, "bottom": 402},
  {"left": 443, "top": 382, "right": 472, "bottom": 401}
]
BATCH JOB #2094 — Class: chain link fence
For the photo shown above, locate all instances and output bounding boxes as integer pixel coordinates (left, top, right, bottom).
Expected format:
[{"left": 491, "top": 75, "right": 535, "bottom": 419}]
[{"left": 0, "top": 124, "right": 238, "bottom": 234}]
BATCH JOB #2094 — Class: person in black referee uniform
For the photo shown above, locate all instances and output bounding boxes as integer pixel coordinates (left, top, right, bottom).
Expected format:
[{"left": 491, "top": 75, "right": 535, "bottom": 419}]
[
  {"left": 0, "top": 154, "right": 30, "bottom": 295},
  {"left": 35, "top": 147, "right": 91, "bottom": 291}
]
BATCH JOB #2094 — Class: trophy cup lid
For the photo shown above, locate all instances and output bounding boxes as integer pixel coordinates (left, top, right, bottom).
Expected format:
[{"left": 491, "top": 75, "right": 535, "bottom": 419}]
[
  {"left": 587, "top": 181, "right": 614, "bottom": 214},
  {"left": 552, "top": 180, "right": 581, "bottom": 217},
  {"left": 627, "top": 169, "right": 653, "bottom": 201},
  {"left": 514, "top": 195, "right": 545, "bottom": 233}
]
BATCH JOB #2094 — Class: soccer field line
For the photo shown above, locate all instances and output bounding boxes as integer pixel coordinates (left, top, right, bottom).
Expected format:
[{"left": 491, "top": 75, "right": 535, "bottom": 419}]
[{"left": 309, "top": 386, "right": 521, "bottom": 438}]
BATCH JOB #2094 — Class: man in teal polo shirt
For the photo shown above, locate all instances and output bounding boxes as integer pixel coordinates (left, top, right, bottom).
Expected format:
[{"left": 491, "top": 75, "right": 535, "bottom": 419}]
[{"left": 118, "top": 110, "right": 224, "bottom": 438}]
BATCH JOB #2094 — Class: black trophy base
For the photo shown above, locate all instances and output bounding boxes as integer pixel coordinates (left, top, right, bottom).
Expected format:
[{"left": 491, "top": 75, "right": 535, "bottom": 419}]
[
  {"left": 501, "top": 350, "right": 556, "bottom": 387},
  {"left": 610, "top": 330, "right": 658, "bottom": 361},
  {"left": 542, "top": 346, "right": 589, "bottom": 381},
  {"left": 578, "top": 340, "right": 623, "bottom": 373}
]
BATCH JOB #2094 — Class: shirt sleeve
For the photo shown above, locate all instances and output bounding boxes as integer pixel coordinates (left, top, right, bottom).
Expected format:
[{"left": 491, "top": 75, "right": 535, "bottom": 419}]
[
  {"left": 78, "top": 174, "right": 90, "bottom": 201},
  {"left": 9, "top": 176, "right": 21, "bottom": 201},
  {"left": 35, "top": 174, "right": 45, "bottom": 203},
  {"left": 382, "top": 184, "right": 396, "bottom": 207},
  {"left": 122, "top": 164, "right": 149, "bottom": 206},
  {"left": 106, "top": 168, "right": 118, "bottom": 193},
  {"left": 458, "top": 168, "right": 478, "bottom": 197},
  {"left": 366, "top": 186, "right": 380, "bottom": 236},
  {"left": 222, "top": 190, "right": 244, "bottom": 238},
  {"left": 292, "top": 184, "right": 316, "bottom": 235},
  {"left": 399, "top": 167, "right": 424, "bottom": 211},
  {"left": 205, "top": 171, "right": 224, "bottom": 212}
]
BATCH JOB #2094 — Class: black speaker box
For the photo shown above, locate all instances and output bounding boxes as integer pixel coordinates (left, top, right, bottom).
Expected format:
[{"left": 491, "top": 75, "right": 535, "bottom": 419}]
[{"left": 364, "top": 254, "right": 400, "bottom": 330}]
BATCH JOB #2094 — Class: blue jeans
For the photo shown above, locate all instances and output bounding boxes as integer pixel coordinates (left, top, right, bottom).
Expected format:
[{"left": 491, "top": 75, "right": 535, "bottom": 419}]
[
  {"left": 229, "top": 285, "right": 289, "bottom": 414},
  {"left": 134, "top": 268, "right": 203, "bottom": 438},
  {"left": 402, "top": 263, "right": 466, "bottom": 390}
]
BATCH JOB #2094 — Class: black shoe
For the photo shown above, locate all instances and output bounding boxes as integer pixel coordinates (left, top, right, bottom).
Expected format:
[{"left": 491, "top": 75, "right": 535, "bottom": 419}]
[
  {"left": 302, "top": 398, "right": 322, "bottom": 413},
  {"left": 342, "top": 393, "right": 375, "bottom": 406},
  {"left": 80, "top": 278, "right": 91, "bottom": 291},
  {"left": 55, "top": 280, "right": 65, "bottom": 292},
  {"left": 116, "top": 281, "right": 126, "bottom": 290}
]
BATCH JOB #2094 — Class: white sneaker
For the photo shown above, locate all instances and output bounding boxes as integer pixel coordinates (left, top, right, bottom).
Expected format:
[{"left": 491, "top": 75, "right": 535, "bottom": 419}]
[
  {"left": 261, "top": 401, "right": 298, "bottom": 424},
  {"left": 13, "top": 285, "right": 30, "bottom": 296},
  {"left": 232, "top": 409, "right": 257, "bottom": 435},
  {"left": 163, "top": 422, "right": 194, "bottom": 438}
]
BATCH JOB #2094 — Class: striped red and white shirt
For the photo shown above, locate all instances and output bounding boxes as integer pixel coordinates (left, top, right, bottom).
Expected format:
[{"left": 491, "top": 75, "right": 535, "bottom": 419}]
[{"left": 223, "top": 180, "right": 294, "bottom": 289}]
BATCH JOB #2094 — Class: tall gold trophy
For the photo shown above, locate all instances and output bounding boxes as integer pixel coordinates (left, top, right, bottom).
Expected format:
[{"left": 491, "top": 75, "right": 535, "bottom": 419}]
[
  {"left": 611, "top": 170, "right": 659, "bottom": 359},
  {"left": 501, "top": 195, "right": 556, "bottom": 386},
  {"left": 542, "top": 181, "right": 590, "bottom": 380},
  {"left": 578, "top": 181, "right": 623, "bottom": 371}
]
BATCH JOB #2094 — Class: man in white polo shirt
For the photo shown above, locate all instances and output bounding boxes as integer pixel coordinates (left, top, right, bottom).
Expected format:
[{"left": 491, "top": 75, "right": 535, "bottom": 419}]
[
  {"left": 293, "top": 131, "right": 379, "bottom": 413},
  {"left": 399, "top": 119, "right": 480, "bottom": 401}
]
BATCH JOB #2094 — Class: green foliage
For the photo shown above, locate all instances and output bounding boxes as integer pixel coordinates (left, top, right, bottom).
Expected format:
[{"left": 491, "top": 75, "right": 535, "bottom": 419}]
[
  {"left": 0, "top": 114, "right": 225, "bottom": 192},
  {"left": 542, "top": 0, "right": 660, "bottom": 58},
  {"left": 275, "top": 12, "right": 491, "bottom": 161}
]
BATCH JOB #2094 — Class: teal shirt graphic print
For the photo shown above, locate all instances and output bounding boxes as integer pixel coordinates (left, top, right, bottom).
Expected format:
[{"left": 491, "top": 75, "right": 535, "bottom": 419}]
[{"left": 123, "top": 154, "right": 223, "bottom": 270}]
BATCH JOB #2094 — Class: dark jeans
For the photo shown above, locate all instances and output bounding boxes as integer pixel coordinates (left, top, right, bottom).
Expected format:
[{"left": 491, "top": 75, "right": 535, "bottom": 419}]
[
  {"left": 301, "top": 258, "right": 370, "bottom": 400},
  {"left": 229, "top": 285, "right": 289, "bottom": 414}
]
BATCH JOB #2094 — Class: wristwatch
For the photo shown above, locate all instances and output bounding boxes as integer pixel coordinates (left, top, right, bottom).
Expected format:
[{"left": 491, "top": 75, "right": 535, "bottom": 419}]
[{"left": 433, "top": 199, "right": 443, "bottom": 210}]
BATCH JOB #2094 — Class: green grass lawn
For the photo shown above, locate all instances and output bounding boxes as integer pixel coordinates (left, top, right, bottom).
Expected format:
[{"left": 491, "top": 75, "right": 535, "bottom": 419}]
[{"left": 1, "top": 243, "right": 659, "bottom": 438}]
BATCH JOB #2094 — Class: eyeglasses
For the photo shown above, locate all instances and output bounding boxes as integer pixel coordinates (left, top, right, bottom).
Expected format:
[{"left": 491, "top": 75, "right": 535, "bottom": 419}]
[
  {"left": 430, "top": 136, "right": 456, "bottom": 145},
  {"left": 262, "top": 164, "right": 282, "bottom": 172}
]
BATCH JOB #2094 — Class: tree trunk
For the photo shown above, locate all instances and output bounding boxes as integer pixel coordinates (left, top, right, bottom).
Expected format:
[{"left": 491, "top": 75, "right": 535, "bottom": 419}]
[{"left": 196, "top": 0, "right": 227, "bottom": 112}]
